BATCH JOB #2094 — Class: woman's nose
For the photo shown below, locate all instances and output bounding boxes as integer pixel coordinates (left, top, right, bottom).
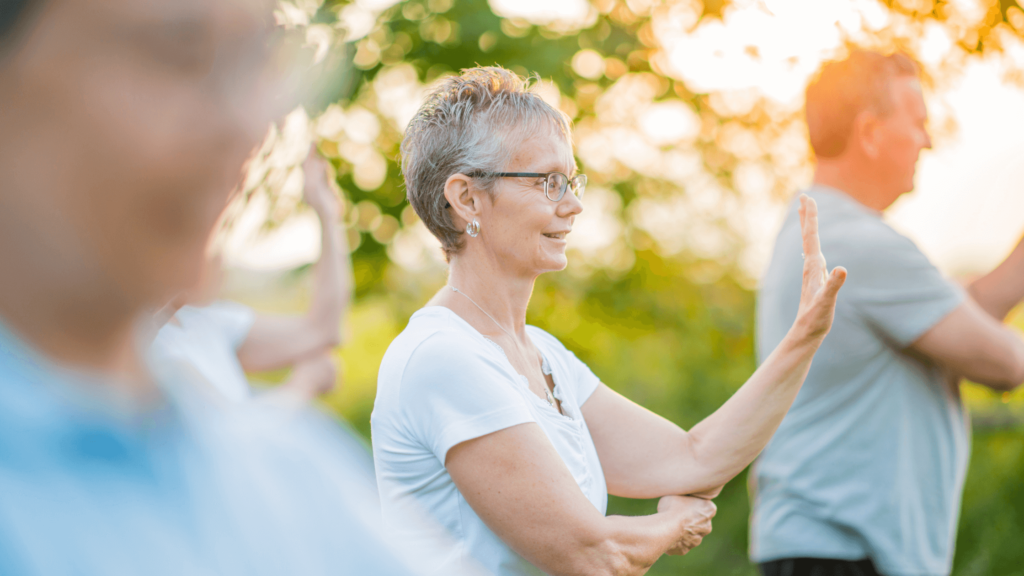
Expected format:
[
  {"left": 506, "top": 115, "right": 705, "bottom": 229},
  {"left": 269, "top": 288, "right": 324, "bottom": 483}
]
[{"left": 558, "top": 191, "right": 584, "bottom": 218}]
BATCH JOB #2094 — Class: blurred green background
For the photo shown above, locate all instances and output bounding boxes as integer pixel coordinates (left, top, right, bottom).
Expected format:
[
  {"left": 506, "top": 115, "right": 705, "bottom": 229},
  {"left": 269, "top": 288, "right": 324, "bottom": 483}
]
[{"left": 232, "top": 0, "right": 1024, "bottom": 574}]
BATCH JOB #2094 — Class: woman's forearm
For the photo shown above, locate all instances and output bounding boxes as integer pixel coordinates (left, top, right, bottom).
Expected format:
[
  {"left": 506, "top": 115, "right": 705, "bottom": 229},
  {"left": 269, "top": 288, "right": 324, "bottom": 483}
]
[
  {"left": 306, "top": 209, "right": 349, "bottom": 347},
  {"left": 683, "top": 331, "right": 819, "bottom": 491},
  {"left": 554, "top": 511, "right": 693, "bottom": 576},
  {"left": 448, "top": 424, "right": 712, "bottom": 576},
  {"left": 586, "top": 513, "right": 684, "bottom": 576}
]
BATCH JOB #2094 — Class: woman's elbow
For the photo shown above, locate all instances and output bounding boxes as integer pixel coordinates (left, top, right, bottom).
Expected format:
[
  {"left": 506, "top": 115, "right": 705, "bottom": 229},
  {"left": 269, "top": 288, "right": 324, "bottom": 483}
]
[
  {"left": 320, "top": 327, "right": 342, "bottom": 349},
  {"left": 306, "top": 319, "right": 341, "bottom": 350}
]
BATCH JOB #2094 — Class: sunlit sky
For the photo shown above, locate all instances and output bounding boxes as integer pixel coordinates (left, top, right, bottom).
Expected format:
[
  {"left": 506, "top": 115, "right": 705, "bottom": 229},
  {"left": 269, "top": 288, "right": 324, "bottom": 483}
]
[{"left": 227, "top": 0, "right": 1024, "bottom": 279}]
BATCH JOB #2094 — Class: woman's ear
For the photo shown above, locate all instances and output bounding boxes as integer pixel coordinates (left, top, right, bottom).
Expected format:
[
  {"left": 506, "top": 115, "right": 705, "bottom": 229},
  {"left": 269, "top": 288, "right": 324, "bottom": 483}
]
[{"left": 444, "top": 173, "right": 477, "bottom": 228}]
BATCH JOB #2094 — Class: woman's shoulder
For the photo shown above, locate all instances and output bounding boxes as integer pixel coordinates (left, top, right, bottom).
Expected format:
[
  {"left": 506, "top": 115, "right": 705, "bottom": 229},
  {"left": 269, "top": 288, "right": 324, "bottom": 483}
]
[
  {"left": 389, "top": 307, "right": 486, "bottom": 356},
  {"left": 379, "top": 307, "right": 504, "bottom": 388},
  {"left": 525, "top": 325, "right": 572, "bottom": 355}
]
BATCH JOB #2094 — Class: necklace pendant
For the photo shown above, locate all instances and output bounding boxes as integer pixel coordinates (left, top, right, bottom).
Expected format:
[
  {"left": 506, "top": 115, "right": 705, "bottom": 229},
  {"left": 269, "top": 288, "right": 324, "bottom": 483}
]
[{"left": 544, "top": 389, "right": 555, "bottom": 406}]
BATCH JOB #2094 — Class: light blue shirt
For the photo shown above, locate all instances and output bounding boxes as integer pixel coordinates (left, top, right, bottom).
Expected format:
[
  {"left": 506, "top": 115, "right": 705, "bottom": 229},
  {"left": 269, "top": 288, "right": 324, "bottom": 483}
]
[
  {"left": 0, "top": 320, "right": 416, "bottom": 576},
  {"left": 751, "top": 187, "right": 969, "bottom": 576}
]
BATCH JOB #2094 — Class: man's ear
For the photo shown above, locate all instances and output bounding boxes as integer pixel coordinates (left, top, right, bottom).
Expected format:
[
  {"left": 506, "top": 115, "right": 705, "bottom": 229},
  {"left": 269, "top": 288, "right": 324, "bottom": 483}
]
[
  {"left": 444, "top": 173, "right": 478, "bottom": 228},
  {"left": 853, "top": 111, "right": 882, "bottom": 159}
]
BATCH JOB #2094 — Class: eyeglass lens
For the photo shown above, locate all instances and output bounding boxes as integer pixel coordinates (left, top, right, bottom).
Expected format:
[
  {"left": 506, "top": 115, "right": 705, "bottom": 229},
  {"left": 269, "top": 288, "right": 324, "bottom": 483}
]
[{"left": 544, "top": 173, "right": 586, "bottom": 201}]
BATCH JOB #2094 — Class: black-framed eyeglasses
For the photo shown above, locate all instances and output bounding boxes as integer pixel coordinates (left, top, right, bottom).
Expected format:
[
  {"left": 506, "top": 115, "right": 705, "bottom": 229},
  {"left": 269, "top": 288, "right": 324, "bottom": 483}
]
[{"left": 444, "top": 172, "right": 587, "bottom": 208}]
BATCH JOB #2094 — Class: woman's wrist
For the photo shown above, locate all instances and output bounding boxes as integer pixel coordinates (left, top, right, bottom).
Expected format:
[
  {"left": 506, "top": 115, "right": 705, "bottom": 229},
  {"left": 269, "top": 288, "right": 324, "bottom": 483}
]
[
  {"left": 780, "top": 324, "right": 824, "bottom": 358},
  {"left": 313, "top": 203, "right": 341, "bottom": 222}
]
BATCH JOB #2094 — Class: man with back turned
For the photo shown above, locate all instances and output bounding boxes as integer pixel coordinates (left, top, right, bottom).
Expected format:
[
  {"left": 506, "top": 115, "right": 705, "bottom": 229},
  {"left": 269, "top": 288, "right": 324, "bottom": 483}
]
[{"left": 752, "top": 50, "right": 1024, "bottom": 576}]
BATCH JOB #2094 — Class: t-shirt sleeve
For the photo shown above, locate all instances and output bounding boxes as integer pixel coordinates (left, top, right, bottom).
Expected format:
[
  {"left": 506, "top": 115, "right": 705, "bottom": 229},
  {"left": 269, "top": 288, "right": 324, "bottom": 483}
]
[
  {"left": 196, "top": 301, "right": 258, "bottom": 350},
  {"left": 398, "top": 332, "right": 535, "bottom": 464},
  {"left": 527, "top": 326, "right": 602, "bottom": 406},
  {"left": 843, "top": 226, "right": 965, "bottom": 348},
  {"left": 566, "top": 349, "right": 602, "bottom": 405}
]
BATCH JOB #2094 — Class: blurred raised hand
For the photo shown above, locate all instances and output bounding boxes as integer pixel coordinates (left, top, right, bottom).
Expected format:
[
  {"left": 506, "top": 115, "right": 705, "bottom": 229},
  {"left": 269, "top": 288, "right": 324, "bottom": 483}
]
[{"left": 302, "top": 145, "right": 341, "bottom": 220}]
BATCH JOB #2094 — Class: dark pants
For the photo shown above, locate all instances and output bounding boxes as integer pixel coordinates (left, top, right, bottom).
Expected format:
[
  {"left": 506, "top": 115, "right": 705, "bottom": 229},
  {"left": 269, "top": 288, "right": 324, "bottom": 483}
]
[{"left": 759, "top": 557, "right": 883, "bottom": 576}]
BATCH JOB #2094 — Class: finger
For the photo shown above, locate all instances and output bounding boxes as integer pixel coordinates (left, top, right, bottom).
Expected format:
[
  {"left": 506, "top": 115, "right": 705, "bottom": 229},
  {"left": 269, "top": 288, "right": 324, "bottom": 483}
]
[
  {"left": 698, "top": 500, "right": 717, "bottom": 518},
  {"left": 822, "top": 266, "right": 847, "bottom": 301},
  {"left": 699, "top": 518, "right": 714, "bottom": 535},
  {"left": 798, "top": 194, "right": 806, "bottom": 236},
  {"left": 799, "top": 194, "right": 822, "bottom": 264}
]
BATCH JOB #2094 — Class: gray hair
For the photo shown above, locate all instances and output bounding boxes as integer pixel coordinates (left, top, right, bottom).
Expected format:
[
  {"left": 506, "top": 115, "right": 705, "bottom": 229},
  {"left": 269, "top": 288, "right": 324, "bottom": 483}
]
[{"left": 401, "top": 66, "right": 573, "bottom": 261}]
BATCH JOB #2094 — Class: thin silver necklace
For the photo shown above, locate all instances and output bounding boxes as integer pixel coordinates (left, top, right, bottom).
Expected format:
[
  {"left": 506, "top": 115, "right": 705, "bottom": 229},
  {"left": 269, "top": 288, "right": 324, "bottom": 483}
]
[{"left": 449, "top": 285, "right": 556, "bottom": 406}]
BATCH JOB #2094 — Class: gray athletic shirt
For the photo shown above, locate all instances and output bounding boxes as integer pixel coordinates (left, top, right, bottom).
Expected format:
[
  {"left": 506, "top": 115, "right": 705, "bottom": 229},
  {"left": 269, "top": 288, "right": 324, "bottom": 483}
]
[{"left": 750, "top": 186, "right": 969, "bottom": 576}]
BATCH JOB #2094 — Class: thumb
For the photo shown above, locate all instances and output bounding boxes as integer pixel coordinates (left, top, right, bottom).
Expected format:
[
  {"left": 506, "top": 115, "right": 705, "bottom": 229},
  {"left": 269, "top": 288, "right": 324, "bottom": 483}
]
[{"left": 821, "top": 266, "right": 846, "bottom": 301}]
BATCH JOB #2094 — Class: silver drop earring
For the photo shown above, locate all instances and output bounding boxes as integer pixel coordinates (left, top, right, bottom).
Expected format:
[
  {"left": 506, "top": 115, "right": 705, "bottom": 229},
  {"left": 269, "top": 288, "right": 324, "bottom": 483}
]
[{"left": 466, "top": 219, "right": 481, "bottom": 237}]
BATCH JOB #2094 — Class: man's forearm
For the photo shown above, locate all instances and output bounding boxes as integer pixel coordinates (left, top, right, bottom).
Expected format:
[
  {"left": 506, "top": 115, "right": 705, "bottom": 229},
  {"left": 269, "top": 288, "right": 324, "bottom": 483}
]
[{"left": 969, "top": 234, "right": 1024, "bottom": 321}]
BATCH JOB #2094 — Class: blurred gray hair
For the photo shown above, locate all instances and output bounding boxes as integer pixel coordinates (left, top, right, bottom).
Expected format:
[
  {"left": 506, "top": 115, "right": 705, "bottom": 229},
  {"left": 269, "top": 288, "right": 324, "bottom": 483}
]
[{"left": 401, "top": 66, "right": 573, "bottom": 261}]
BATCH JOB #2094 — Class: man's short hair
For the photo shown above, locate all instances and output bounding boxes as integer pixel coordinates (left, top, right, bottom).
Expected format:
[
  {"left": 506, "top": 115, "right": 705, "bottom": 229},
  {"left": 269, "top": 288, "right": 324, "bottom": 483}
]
[{"left": 805, "top": 50, "right": 919, "bottom": 158}]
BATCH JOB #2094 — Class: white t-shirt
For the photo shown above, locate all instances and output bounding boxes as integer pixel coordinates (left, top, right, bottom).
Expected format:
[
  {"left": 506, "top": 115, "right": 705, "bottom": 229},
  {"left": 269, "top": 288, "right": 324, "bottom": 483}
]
[
  {"left": 151, "top": 301, "right": 257, "bottom": 402},
  {"left": 371, "top": 306, "right": 607, "bottom": 576}
]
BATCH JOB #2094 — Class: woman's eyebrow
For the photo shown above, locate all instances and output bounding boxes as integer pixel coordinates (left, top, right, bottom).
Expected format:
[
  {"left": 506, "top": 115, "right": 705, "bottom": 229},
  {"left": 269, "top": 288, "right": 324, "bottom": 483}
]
[{"left": 532, "top": 163, "right": 576, "bottom": 175}]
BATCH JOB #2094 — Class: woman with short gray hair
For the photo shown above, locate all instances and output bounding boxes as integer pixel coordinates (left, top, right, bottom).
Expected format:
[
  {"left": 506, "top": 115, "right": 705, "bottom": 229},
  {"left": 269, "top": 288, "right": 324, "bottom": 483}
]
[{"left": 372, "top": 67, "right": 847, "bottom": 576}]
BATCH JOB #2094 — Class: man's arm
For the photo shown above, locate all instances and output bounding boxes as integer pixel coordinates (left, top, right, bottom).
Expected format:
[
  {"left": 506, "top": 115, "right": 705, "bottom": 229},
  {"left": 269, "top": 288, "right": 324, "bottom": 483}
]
[
  {"left": 967, "top": 235, "right": 1024, "bottom": 321},
  {"left": 911, "top": 233, "right": 1024, "bottom": 392},
  {"left": 237, "top": 149, "right": 352, "bottom": 373},
  {"left": 911, "top": 297, "right": 1024, "bottom": 391}
]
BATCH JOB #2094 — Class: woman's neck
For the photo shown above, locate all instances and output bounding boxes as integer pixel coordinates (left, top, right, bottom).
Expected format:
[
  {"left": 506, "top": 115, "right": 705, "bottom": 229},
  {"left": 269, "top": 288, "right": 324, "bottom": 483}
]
[{"left": 444, "top": 255, "right": 536, "bottom": 337}]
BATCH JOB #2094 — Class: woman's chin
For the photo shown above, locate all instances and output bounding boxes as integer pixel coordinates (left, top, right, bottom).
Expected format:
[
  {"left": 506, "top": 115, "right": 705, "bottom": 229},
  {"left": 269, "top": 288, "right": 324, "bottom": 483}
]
[{"left": 536, "top": 254, "right": 569, "bottom": 273}]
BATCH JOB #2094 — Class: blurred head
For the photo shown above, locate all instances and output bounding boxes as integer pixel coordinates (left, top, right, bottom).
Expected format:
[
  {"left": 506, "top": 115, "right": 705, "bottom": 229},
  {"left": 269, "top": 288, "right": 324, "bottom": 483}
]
[
  {"left": 401, "top": 67, "right": 583, "bottom": 273},
  {"left": 0, "top": 0, "right": 279, "bottom": 323},
  {"left": 806, "top": 50, "right": 931, "bottom": 207}
]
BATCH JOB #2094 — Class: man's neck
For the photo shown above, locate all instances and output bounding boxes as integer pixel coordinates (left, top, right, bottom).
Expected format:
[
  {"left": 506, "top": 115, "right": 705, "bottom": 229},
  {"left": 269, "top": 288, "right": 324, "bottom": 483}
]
[
  {"left": 813, "top": 161, "right": 892, "bottom": 213},
  {"left": 0, "top": 278, "right": 153, "bottom": 398},
  {"left": 0, "top": 213, "right": 157, "bottom": 400}
]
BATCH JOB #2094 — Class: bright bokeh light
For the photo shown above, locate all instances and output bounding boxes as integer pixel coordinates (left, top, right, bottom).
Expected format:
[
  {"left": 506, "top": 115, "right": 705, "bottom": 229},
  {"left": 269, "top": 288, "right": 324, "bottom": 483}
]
[
  {"left": 488, "top": 0, "right": 594, "bottom": 28},
  {"left": 763, "top": 0, "right": 843, "bottom": 23},
  {"left": 639, "top": 101, "right": 701, "bottom": 145},
  {"left": 572, "top": 49, "right": 606, "bottom": 80}
]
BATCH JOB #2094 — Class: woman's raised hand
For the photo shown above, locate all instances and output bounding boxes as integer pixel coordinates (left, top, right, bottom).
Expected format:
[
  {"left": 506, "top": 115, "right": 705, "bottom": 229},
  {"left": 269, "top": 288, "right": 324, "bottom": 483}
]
[
  {"left": 791, "top": 195, "right": 846, "bottom": 344},
  {"left": 657, "top": 495, "right": 716, "bottom": 556},
  {"left": 302, "top": 145, "right": 341, "bottom": 219}
]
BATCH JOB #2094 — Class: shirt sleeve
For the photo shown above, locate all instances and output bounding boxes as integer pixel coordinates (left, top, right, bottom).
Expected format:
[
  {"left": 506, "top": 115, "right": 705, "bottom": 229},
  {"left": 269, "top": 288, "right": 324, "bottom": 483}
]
[
  {"left": 195, "top": 301, "right": 258, "bottom": 351},
  {"left": 842, "top": 225, "right": 965, "bottom": 348},
  {"left": 398, "top": 332, "right": 535, "bottom": 464},
  {"left": 527, "top": 326, "right": 602, "bottom": 406},
  {"left": 569, "top": 351, "right": 602, "bottom": 406}
]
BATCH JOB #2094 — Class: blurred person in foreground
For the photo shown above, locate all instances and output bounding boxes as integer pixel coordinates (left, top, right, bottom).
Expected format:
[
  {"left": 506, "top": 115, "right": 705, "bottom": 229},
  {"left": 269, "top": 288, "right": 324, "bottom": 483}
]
[
  {"left": 0, "top": 0, "right": 417, "bottom": 574},
  {"left": 751, "top": 50, "right": 1024, "bottom": 576},
  {"left": 371, "top": 66, "right": 847, "bottom": 576},
  {"left": 151, "top": 148, "right": 351, "bottom": 409}
]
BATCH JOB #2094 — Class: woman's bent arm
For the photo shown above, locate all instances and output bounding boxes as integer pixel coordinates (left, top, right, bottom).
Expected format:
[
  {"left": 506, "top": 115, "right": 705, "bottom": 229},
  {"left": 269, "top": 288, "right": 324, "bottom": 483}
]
[
  {"left": 583, "top": 195, "right": 847, "bottom": 499},
  {"left": 445, "top": 423, "right": 715, "bottom": 576}
]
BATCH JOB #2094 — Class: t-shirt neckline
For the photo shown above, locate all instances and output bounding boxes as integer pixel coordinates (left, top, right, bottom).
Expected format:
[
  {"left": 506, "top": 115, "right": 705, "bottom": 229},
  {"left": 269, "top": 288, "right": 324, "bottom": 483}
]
[{"left": 414, "top": 306, "right": 573, "bottom": 419}]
